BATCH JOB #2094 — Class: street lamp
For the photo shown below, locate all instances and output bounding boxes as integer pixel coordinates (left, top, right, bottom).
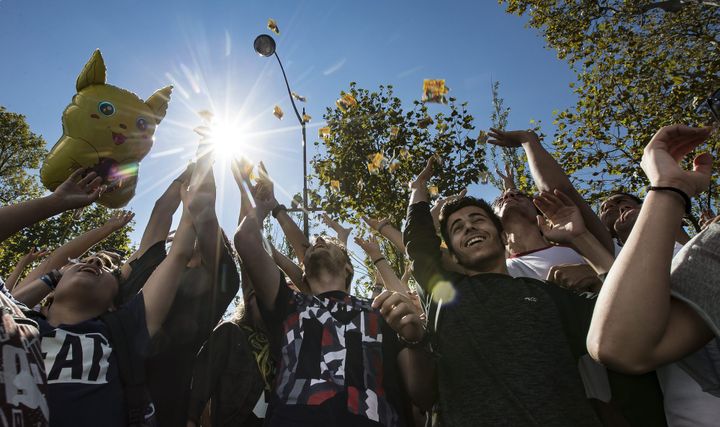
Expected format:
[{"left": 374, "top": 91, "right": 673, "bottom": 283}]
[{"left": 254, "top": 34, "right": 316, "bottom": 238}]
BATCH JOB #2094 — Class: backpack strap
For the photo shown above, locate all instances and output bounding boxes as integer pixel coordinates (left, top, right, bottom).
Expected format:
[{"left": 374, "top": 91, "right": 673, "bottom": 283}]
[{"left": 101, "top": 312, "right": 154, "bottom": 426}]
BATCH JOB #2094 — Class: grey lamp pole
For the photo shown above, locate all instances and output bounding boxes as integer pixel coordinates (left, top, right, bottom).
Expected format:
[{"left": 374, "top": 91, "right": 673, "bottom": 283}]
[{"left": 254, "top": 34, "right": 313, "bottom": 238}]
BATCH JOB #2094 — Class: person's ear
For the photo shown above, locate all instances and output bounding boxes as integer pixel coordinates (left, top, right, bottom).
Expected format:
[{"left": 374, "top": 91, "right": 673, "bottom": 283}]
[{"left": 501, "top": 231, "right": 509, "bottom": 247}]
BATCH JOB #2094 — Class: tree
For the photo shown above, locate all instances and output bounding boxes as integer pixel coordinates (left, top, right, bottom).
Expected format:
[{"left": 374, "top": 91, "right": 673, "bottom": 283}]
[
  {"left": 501, "top": 0, "right": 720, "bottom": 213},
  {"left": 312, "top": 83, "right": 486, "bottom": 278},
  {"left": 0, "top": 106, "right": 134, "bottom": 278},
  {"left": 0, "top": 107, "right": 46, "bottom": 204}
]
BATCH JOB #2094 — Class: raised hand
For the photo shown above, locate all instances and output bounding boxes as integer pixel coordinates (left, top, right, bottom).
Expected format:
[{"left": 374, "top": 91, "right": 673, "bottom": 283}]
[
  {"left": 104, "top": 210, "right": 135, "bottom": 231},
  {"left": 250, "top": 163, "right": 278, "bottom": 220},
  {"left": 372, "top": 290, "right": 425, "bottom": 342},
  {"left": 21, "top": 247, "right": 51, "bottom": 264},
  {"left": 496, "top": 163, "right": 516, "bottom": 191},
  {"left": 640, "top": 125, "right": 714, "bottom": 198},
  {"left": 354, "top": 235, "right": 383, "bottom": 261},
  {"left": 546, "top": 263, "right": 602, "bottom": 293},
  {"left": 534, "top": 189, "right": 587, "bottom": 244},
  {"left": 409, "top": 156, "right": 437, "bottom": 190},
  {"left": 700, "top": 209, "right": 720, "bottom": 230},
  {"left": 430, "top": 189, "right": 467, "bottom": 224},
  {"left": 487, "top": 128, "right": 539, "bottom": 148},
  {"left": 362, "top": 216, "right": 389, "bottom": 232},
  {"left": 230, "top": 155, "right": 254, "bottom": 189},
  {"left": 321, "top": 213, "right": 352, "bottom": 246},
  {"left": 52, "top": 168, "right": 105, "bottom": 210}
]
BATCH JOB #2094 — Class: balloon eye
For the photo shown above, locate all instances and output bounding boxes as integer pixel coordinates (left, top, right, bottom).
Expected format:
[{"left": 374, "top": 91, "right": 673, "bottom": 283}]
[
  {"left": 98, "top": 101, "right": 115, "bottom": 116},
  {"left": 136, "top": 117, "right": 148, "bottom": 131}
]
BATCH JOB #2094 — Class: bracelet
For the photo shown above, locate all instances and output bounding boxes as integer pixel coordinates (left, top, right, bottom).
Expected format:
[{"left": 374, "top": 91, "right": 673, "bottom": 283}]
[
  {"left": 377, "top": 222, "right": 389, "bottom": 234},
  {"left": 397, "top": 327, "right": 430, "bottom": 349},
  {"left": 39, "top": 270, "right": 61, "bottom": 290},
  {"left": 271, "top": 204, "right": 287, "bottom": 218},
  {"left": 647, "top": 186, "right": 691, "bottom": 214},
  {"left": 372, "top": 257, "right": 386, "bottom": 266}
]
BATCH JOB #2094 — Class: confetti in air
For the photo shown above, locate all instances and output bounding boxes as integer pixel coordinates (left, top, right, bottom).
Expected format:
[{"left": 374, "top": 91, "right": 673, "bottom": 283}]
[
  {"left": 422, "top": 79, "right": 449, "bottom": 104},
  {"left": 267, "top": 18, "right": 280, "bottom": 34}
]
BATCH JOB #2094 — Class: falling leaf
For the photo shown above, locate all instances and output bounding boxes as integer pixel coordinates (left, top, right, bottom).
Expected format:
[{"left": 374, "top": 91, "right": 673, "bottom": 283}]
[
  {"left": 197, "top": 110, "right": 214, "bottom": 123},
  {"left": 390, "top": 126, "right": 399, "bottom": 138},
  {"left": 371, "top": 152, "right": 385, "bottom": 168},
  {"left": 429, "top": 185, "right": 439, "bottom": 196},
  {"left": 367, "top": 163, "right": 379, "bottom": 174},
  {"left": 302, "top": 113, "right": 312, "bottom": 123},
  {"left": 476, "top": 131, "right": 488, "bottom": 144},
  {"left": 388, "top": 160, "right": 401, "bottom": 172},
  {"left": 267, "top": 18, "right": 279, "bottom": 34},
  {"left": 291, "top": 91, "right": 307, "bottom": 102},
  {"left": 422, "top": 79, "right": 449, "bottom": 104},
  {"left": 193, "top": 125, "right": 211, "bottom": 137},
  {"left": 273, "top": 105, "right": 284, "bottom": 120},
  {"left": 417, "top": 116, "right": 434, "bottom": 129},
  {"left": 336, "top": 93, "right": 357, "bottom": 112},
  {"left": 330, "top": 180, "right": 340, "bottom": 191},
  {"left": 319, "top": 127, "right": 331, "bottom": 139}
]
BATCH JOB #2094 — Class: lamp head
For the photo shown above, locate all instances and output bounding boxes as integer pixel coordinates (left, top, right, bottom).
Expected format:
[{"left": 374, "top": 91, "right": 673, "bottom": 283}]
[{"left": 254, "top": 34, "right": 276, "bottom": 57}]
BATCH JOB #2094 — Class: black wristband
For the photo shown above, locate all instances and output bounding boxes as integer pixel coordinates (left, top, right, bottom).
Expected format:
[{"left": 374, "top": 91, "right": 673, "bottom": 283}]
[
  {"left": 647, "top": 186, "right": 691, "bottom": 214},
  {"left": 372, "top": 257, "right": 386, "bottom": 266},
  {"left": 39, "top": 270, "right": 61, "bottom": 290},
  {"left": 271, "top": 204, "right": 287, "bottom": 218}
]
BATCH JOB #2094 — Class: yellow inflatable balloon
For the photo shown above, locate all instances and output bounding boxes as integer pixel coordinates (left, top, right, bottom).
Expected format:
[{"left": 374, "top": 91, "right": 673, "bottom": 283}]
[{"left": 41, "top": 49, "right": 172, "bottom": 208}]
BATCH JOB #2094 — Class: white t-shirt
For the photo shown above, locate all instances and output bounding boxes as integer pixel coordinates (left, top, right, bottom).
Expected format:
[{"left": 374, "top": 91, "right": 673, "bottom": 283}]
[{"left": 506, "top": 245, "right": 586, "bottom": 281}]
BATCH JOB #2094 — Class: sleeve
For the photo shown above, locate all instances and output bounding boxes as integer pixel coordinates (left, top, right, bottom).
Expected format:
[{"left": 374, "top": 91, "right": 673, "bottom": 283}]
[
  {"left": 257, "top": 274, "right": 294, "bottom": 332},
  {"left": 403, "top": 201, "right": 447, "bottom": 295},
  {"left": 112, "top": 292, "right": 151, "bottom": 356},
  {"left": 120, "top": 241, "right": 167, "bottom": 302},
  {"left": 187, "top": 322, "right": 237, "bottom": 423},
  {"left": 208, "top": 234, "right": 241, "bottom": 328}
]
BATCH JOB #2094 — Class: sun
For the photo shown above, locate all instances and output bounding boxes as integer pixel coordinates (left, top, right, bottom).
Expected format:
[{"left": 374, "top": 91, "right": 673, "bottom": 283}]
[{"left": 205, "top": 120, "right": 247, "bottom": 158}]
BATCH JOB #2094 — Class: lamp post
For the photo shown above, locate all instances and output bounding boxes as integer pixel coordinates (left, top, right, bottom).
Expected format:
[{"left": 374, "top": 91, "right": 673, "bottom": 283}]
[{"left": 254, "top": 34, "right": 317, "bottom": 238}]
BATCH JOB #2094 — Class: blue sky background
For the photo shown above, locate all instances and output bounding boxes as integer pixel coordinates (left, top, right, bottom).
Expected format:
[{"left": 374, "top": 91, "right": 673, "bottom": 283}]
[{"left": 0, "top": 0, "right": 578, "bottom": 285}]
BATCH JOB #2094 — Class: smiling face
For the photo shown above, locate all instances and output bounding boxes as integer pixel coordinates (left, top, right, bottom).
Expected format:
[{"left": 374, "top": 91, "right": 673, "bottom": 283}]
[
  {"left": 53, "top": 256, "right": 120, "bottom": 312},
  {"left": 444, "top": 205, "right": 507, "bottom": 272},
  {"left": 599, "top": 193, "right": 642, "bottom": 242}
]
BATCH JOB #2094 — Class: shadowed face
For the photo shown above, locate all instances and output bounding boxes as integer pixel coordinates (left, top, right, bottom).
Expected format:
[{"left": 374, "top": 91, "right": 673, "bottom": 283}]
[
  {"left": 599, "top": 194, "right": 642, "bottom": 241},
  {"left": 54, "top": 256, "right": 120, "bottom": 311},
  {"left": 492, "top": 189, "right": 537, "bottom": 221},
  {"left": 303, "top": 236, "right": 353, "bottom": 291}
]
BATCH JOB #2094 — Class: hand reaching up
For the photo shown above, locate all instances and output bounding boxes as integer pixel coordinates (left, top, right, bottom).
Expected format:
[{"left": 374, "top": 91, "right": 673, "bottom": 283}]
[{"left": 534, "top": 189, "right": 587, "bottom": 245}]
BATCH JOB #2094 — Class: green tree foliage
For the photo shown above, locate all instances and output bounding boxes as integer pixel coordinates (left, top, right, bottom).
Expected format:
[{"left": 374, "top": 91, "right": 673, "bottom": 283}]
[
  {"left": 313, "top": 83, "right": 485, "bottom": 224},
  {"left": 501, "top": 0, "right": 720, "bottom": 211},
  {"left": 0, "top": 107, "right": 46, "bottom": 203},
  {"left": 0, "top": 106, "right": 134, "bottom": 278},
  {"left": 312, "top": 83, "right": 486, "bottom": 279}
]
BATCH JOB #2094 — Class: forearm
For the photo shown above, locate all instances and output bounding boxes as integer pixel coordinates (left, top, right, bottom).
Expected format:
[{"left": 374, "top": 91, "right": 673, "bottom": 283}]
[
  {"left": 0, "top": 194, "right": 68, "bottom": 243},
  {"left": 404, "top": 202, "right": 445, "bottom": 293},
  {"left": 12, "top": 278, "right": 52, "bottom": 307},
  {"left": 570, "top": 232, "right": 615, "bottom": 276},
  {"left": 271, "top": 246, "right": 305, "bottom": 292},
  {"left": 20, "top": 224, "right": 117, "bottom": 287},
  {"left": 276, "top": 210, "right": 310, "bottom": 264},
  {"left": 588, "top": 191, "right": 683, "bottom": 366},
  {"left": 398, "top": 348, "right": 437, "bottom": 410},
  {"left": 138, "top": 181, "right": 182, "bottom": 252},
  {"left": 192, "top": 207, "right": 222, "bottom": 269},
  {"left": 523, "top": 139, "right": 613, "bottom": 252},
  {"left": 6, "top": 258, "right": 31, "bottom": 292},
  {"left": 374, "top": 259, "right": 409, "bottom": 293},
  {"left": 235, "top": 211, "right": 282, "bottom": 309},
  {"left": 378, "top": 224, "right": 405, "bottom": 253}
]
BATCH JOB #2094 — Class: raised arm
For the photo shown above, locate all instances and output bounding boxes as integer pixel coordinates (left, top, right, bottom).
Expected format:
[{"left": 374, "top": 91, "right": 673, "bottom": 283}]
[
  {"left": 363, "top": 216, "right": 405, "bottom": 253},
  {"left": 143, "top": 191, "right": 197, "bottom": 337},
  {"left": 0, "top": 169, "right": 103, "bottom": 242},
  {"left": 5, "top": 248, "right": 49, "bottom": 292},
  {"left": 404, "top": 157, "right": 447, "bottom": 294},
  {"left": 587, "top": 125, "right": 715, "bottom": 373},
  {"left": 488, "top": 129, "right": 614, "bottom": 253},
  {"left": 17, "top": 210, "right": 134, "bottom": 289},
  {"left": 533, "top": 190, "right": 614, "bottom": 276},
  {"left": 235, "top": 177, "right": 282, "bottom": 311},
  {"left": 270, "top": 244, "right": 307, "bottom": 293},
  {"left": 321, "top": 213, "right": 352, "bottom": 247},
  {"left": 355, "top": 236, "right": 409, "bottom": 293}
]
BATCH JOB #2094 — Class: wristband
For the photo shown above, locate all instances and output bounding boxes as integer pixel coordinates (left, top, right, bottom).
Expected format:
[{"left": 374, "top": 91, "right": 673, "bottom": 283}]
[
  {"left": 39, "top": 270, "right": 61, "bottom": 290},
  {"left": 271, "top": 204, "right": 287, "bottom": 218},
  {"left": 647, "top": 186, "right": 691, "bottom": 215},
  {"left": 372, "top": 257, "right": 386, "bottom": 266},
  {"left": 397, "top": 327, "right": 430, "bottom": 349}
]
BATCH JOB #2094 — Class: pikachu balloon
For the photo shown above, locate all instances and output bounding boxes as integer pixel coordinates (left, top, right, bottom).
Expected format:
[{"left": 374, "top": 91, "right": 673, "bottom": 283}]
[{"left": 41, "top": 49, "right": 172, "bottom": 208}]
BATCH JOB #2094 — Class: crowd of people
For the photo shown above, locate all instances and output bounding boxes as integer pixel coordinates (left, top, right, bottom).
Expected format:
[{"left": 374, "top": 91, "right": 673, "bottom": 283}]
[{"left": 1, "top": 121, "right": 719, "bottom": 427}]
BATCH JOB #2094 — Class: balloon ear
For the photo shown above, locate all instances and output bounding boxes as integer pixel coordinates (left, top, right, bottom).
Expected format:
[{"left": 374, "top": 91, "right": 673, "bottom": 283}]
[
  {"left": 76, "top": 49, "right": 107, "bottom": 92},
  {"left": 145, "top": 86, "right": 173, "bottom": 124}
]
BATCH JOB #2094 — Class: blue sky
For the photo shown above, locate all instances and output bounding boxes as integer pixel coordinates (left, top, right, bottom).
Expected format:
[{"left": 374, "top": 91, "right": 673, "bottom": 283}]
[{"left": 0, "top": 0, "right": 578, "bottom": 283}]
